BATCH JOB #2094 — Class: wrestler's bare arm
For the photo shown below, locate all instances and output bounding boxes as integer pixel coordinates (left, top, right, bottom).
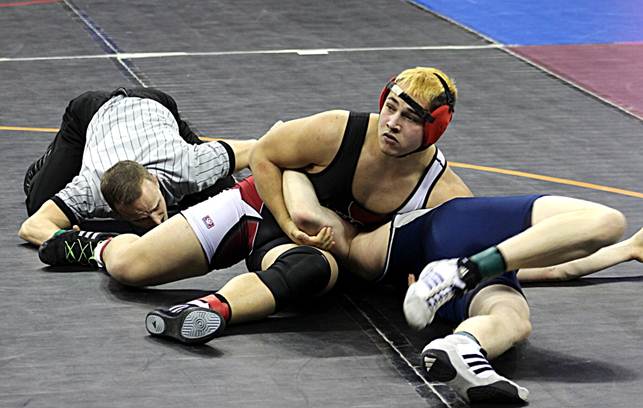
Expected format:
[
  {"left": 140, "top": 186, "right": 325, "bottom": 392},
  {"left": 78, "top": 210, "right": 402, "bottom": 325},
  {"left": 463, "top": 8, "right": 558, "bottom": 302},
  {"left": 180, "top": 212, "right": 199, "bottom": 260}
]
[
  {"left": 251, "top": 110, "right": 348, "bottom": 244},
  {"left": 217, "top": 138, "right": 258, "bottom": 171},
  {"left": 282, "top": 170, "right": 357, "bottom": 258}
]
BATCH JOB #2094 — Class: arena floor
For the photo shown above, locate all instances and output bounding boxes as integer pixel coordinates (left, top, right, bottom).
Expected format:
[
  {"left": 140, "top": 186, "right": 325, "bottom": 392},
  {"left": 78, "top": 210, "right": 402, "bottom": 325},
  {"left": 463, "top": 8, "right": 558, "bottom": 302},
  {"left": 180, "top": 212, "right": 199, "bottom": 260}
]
[{"left": 1, "top": 1, "right": 641, "bottom": 407}]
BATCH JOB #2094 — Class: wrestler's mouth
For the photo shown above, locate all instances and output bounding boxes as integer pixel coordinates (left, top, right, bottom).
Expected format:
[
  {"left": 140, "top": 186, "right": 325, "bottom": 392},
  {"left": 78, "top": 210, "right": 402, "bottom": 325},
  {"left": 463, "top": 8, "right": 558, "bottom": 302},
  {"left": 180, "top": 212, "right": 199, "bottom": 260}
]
[{"left": 383, "top": 132, "right": 399, "bottom": 144}]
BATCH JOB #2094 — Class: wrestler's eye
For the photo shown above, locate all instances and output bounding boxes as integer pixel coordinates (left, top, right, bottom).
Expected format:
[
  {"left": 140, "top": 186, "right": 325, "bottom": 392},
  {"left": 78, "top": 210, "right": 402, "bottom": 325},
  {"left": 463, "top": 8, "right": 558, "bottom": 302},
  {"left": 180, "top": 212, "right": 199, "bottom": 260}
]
[{"left": 403, "top": 112, "right": 422, "bottom": 124}]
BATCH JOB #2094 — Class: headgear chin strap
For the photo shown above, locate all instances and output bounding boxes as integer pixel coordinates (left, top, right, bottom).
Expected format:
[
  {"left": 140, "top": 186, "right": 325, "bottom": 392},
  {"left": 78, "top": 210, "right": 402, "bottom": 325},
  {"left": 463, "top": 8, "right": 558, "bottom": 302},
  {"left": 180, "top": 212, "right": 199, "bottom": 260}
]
[{"left": 378, "top": 73, "right": 455, "bottom": 150}]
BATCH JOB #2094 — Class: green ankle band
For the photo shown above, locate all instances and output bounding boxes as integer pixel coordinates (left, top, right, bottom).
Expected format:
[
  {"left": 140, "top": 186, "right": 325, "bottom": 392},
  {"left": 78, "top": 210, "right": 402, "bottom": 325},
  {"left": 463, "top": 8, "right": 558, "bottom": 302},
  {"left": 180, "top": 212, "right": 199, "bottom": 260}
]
[
  {"left": 470, "top": 247, "right": 506, "bottom": 279},
  {"left": 53, "top": 229, "right": 67, "bottom": 237}
]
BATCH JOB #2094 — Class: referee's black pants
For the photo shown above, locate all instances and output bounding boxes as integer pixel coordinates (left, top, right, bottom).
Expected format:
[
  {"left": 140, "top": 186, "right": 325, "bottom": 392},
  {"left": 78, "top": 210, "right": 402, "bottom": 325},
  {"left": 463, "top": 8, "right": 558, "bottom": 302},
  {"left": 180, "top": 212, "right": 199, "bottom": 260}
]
[{"left": 24, "top": 88, "right": 203, "bottom": 216}]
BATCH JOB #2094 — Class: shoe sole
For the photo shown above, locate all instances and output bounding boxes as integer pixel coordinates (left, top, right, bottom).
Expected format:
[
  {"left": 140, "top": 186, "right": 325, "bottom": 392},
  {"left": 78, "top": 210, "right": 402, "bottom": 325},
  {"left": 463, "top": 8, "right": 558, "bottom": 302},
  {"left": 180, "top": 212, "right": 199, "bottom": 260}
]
[
  {"left": 422, "top": 348, "right": 457, "bottom": 382},
  {"left": 468, "top": 381, "right": 528, "bottom": 403},
  {"left": 38, "top": 239, "right": 57, "bottom": 266},
  {"left": 422, "top": 347, "right": 528, "bottom": 404},
  {"left": 145, "top": 308, "right": 225, "bottom": 345}
]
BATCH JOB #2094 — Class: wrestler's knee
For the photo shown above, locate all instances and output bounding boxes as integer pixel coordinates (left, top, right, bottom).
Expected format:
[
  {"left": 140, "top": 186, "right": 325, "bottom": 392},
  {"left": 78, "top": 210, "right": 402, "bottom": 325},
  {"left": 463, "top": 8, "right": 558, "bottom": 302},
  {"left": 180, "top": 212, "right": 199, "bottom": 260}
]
[
  {"left": 503, "top": 298, "right": 532, "bottom": 342},
  {"left": 471, "top": 285, "right": 532, "bottom": 342},
  {"left": 104, "top": 246, "right": 151, "bottom": 287},
  {"left": 492, "top": 304, "right": 532, "bottom": 343},
  {"left": 256, "top": 246, "right": 337, "bottom": 309},
  {"left": 513, "top": 314, "right": 532, "bottom": 342},
  {"left": 591, "top": 207, "right": 626, "bottom": 247}
]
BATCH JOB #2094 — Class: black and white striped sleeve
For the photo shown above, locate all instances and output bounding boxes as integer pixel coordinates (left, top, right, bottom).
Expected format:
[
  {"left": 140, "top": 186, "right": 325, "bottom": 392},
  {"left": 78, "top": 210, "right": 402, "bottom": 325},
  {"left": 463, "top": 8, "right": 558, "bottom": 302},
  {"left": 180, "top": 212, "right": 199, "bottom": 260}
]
[{"left": 164, "top": 140, "right": 232, "bottom": 197}]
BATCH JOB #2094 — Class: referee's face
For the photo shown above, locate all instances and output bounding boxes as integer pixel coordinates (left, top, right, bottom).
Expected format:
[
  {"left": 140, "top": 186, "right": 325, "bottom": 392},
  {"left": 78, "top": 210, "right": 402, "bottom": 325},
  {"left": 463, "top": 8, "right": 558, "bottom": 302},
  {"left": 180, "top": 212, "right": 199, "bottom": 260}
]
[{"left": 118, "top": 177, "right": 168, "bottom": 228}]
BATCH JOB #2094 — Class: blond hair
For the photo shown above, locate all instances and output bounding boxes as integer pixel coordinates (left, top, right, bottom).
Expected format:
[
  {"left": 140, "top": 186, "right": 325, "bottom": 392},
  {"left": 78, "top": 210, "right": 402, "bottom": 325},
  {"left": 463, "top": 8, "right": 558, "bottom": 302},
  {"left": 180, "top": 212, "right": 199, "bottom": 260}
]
[{"left": 394, "top": 67, "right": 457, "bottom": 111}]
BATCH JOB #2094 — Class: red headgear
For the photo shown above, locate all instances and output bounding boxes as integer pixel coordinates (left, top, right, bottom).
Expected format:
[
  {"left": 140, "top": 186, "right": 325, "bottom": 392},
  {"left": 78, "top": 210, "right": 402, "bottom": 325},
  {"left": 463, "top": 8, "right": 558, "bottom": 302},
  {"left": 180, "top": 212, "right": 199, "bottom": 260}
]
[{"left": 378, "top": 73, "right": 454, "bottom": 148}]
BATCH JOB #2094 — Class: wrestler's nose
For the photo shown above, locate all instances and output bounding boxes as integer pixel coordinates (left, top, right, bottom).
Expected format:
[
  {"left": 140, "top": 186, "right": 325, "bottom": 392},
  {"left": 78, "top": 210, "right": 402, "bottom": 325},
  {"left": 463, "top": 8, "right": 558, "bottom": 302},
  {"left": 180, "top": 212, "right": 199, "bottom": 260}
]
[
  {"left": 150, "top": 212, "right": 163, "bottom": 225},
  {"left": 387, "top": 112, "right": 402, "bottom": 131}
]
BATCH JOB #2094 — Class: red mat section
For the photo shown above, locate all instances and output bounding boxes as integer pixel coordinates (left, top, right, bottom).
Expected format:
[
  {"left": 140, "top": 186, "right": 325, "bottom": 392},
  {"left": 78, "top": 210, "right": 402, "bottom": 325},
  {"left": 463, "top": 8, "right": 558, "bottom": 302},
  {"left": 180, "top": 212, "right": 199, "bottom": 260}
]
[{"left": 511, "top": 43, "right": 643, "bottom": 118}]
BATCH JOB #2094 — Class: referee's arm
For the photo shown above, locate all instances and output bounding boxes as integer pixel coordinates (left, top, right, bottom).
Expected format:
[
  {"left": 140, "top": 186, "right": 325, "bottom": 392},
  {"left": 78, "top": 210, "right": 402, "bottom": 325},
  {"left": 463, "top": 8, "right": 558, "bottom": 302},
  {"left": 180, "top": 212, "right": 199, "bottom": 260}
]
[{"left": 19, "top": 200, "right": 71, "bottom": 246}]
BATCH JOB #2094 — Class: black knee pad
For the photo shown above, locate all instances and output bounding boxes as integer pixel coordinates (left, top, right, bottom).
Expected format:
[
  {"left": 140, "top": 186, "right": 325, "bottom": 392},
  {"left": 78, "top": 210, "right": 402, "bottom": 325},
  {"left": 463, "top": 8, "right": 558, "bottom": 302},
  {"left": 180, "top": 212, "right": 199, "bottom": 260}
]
[{"left": 255, "top": 246, "right": 332, "bottom": 310}]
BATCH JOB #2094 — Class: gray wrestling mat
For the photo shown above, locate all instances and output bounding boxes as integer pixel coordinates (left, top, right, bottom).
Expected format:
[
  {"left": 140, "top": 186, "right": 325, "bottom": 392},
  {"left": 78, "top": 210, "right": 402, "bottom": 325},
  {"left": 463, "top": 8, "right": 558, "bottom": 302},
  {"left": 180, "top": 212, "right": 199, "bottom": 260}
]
[{"left": 1, "top": 1, "right": 641, "bottom": 407}]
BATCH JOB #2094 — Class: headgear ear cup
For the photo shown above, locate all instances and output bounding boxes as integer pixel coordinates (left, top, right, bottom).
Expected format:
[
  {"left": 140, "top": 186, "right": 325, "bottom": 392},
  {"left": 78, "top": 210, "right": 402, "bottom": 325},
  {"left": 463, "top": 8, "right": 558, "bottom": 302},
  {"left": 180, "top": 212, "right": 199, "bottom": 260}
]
[
  {"left": 423, "top": 104, "right": 452, "bottom": 145},
  {"left": 424, "top": 73, "right": 455, "bottom": 146},
  {"left": 378, "top": 76, "right": 396, "bottom": 110}
]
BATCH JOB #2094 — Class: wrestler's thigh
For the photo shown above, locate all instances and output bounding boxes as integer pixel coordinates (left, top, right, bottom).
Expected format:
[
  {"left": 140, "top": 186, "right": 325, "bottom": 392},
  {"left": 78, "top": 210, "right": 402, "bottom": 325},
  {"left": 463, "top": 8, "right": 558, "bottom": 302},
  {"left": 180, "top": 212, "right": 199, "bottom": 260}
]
[
  {"left": 531, "top": 195, "right": 612, "bottom": 224},
  {"left": 468, "top": 284, "right": 530, "bottom": 321},
  {"left": 126, "top": 214, "right": 209, "bottom": 284},
  {"left": 345, "top": 223, "right": 391, "bottom": 280}
]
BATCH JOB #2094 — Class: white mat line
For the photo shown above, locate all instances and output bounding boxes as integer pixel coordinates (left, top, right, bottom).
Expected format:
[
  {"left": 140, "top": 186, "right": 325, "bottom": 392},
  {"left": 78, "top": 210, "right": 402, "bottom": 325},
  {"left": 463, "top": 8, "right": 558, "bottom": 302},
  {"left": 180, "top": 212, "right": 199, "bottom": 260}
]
[{"left": 0, "top": 44, "right": 504, "bottom": 63}]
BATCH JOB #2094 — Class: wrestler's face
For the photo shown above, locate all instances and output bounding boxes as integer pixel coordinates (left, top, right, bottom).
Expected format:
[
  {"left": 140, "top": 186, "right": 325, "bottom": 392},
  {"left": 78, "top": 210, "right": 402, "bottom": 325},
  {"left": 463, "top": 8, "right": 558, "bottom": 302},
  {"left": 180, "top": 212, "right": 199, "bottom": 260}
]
[
  {"left": 117, "top": 176, "right": 169, "bottom": 229},
  {"left": 378, "top": 93, "right": 425, "bottom": 156}
]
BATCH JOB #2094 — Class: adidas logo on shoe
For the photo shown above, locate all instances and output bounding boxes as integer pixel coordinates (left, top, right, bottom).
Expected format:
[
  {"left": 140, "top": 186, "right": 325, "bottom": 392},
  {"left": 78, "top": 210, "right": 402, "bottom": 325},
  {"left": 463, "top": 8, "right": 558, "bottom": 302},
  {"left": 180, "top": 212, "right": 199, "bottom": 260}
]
[{"left": 421, "top": 334, "right": 529, "bottom": 404}]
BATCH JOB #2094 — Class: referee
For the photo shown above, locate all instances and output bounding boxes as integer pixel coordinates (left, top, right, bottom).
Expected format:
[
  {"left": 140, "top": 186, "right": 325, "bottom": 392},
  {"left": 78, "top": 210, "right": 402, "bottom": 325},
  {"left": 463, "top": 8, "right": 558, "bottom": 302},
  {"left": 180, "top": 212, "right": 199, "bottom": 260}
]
[{"left": 19, "top": 87, "right": 256, "bottom": 246}]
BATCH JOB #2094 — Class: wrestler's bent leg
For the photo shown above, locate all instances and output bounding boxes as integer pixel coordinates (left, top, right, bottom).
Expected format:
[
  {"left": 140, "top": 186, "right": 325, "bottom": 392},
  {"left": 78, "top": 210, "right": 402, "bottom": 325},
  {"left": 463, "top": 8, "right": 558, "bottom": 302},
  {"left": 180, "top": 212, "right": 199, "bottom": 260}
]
[
  {"left": 103, "top": 214, "right": 209, "bottom": 286},
  {"left": 422, "top": 284, "right": 530, "bottom": 404},
  {"left": 146, "top": 243, "right": 339, "bottom": 345},
  {"left": 500, "top": 196, "right": 626, "bottom": 270}
]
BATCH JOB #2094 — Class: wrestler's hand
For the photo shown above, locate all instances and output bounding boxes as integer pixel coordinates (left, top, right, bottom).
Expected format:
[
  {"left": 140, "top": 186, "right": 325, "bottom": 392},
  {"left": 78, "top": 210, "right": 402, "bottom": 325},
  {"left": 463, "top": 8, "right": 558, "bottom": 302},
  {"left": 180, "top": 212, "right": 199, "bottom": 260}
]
[
  {"left": 286, "top": 221, "right": 335, "bottom": 251},
  {"left": 306, "top": 226, "right": 335, "bottom": 251}
]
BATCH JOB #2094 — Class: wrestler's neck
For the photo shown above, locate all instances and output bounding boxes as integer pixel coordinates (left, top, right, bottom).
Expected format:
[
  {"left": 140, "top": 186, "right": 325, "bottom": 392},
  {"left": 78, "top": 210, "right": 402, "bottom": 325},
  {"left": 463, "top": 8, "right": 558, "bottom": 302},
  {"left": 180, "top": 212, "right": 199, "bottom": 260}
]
[{"left": 366, "top": 124, "right": 436, "bottom": 172}]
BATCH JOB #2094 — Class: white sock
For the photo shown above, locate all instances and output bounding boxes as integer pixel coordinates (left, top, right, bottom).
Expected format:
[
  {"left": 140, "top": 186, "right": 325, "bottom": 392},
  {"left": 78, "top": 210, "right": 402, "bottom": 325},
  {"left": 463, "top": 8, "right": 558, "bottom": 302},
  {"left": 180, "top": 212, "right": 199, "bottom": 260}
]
[{"left": 92, "top": 238, "right": 112, "bottom": 268}]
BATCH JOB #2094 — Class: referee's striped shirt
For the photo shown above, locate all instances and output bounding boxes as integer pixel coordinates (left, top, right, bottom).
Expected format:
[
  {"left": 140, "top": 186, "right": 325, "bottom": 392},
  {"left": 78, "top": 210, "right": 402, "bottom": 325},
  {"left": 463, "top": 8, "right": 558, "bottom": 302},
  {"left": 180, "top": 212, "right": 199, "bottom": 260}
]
[{"left": 56, "top": 95, "right": 231, "bottom": 222}]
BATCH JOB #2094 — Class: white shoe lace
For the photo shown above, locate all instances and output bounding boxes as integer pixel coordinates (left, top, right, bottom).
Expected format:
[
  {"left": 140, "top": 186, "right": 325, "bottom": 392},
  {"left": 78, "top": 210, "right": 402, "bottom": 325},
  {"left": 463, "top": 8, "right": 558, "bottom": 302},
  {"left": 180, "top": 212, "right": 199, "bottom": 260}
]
[{"left": 404, "top": 258, "right": 468, "bottom": 330}]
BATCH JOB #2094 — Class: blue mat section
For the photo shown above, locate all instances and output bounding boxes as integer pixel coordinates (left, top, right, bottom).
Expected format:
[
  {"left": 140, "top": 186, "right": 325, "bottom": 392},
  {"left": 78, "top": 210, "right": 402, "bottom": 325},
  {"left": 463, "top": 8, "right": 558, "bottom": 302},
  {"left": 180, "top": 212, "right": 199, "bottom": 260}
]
[{"left": 410, "top": 0, "right": 643, "bottom": 45}]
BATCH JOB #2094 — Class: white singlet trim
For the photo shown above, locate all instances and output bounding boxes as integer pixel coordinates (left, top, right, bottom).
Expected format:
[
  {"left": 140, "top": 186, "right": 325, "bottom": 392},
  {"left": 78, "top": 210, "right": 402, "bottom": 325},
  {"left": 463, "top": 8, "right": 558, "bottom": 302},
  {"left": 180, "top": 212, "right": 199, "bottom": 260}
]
[{"left": 182, "top": 189, "right": 262, "bottom": 263}]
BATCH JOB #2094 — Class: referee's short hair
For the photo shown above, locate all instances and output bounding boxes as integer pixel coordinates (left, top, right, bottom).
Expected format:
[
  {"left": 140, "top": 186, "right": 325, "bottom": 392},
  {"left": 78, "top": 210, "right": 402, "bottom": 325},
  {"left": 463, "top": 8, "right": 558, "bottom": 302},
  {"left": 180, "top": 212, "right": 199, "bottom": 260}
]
[{"left": 101, "top": 160, "right": 155, "bottom": 213}]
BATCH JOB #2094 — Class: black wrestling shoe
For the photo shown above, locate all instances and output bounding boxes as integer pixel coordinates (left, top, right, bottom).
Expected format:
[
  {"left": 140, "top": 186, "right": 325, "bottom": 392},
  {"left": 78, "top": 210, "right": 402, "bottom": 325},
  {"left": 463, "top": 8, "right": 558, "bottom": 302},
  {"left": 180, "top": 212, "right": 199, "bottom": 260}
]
[
  {"left": 145, "top": 304, "right": 225, "bottom": 345},
  {"left": 38, "top": 230, "right": 117, "bottom": 267}
]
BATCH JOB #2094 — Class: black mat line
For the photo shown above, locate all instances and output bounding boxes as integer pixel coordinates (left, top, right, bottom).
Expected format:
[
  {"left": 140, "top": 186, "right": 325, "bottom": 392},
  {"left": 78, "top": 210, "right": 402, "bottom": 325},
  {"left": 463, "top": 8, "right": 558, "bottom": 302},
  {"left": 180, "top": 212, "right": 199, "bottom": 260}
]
[
  {"left": 61, "top": 0, "right": 149, "bottom": 87},
  {"left": 1, "top": 1, "right": 641, "bottom": 408},
  {"left": 340, "top": 294, "right": 456, "bottom": 408}
]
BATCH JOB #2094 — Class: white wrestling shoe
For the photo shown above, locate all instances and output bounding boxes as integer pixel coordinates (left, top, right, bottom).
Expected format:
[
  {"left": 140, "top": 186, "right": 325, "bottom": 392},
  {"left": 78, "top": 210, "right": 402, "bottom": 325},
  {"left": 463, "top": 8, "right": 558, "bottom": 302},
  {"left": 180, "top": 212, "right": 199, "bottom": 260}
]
[
  {"left": 422, "top": 334, "right": 529, "bottom": 404},
  {"left": 404, "top": 258, "right": 479, "bottom": 330}
]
